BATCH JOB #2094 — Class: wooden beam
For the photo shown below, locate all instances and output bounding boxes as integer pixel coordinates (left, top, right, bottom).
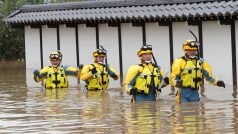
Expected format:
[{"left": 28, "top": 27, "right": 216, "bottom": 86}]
[{"left": 231, "top": 19, "right": 237, "bottom": 89}]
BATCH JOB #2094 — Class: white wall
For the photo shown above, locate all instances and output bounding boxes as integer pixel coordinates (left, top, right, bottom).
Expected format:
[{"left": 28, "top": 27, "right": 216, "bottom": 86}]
[
  {"left": 146, "top": 22, "right": 170, "bottom": 73},
  {"left": 98, "top": 23, "right": 120, "bottom": 88},
  {"left": 172, "top": 22, "right": 199, "bottom": 60},
  {"left": 235, "top": 20, "right": 238, "bottom": 86},
  {"left": 42, "top": 25, "right": 57, "bottom": 67},
  {"left": 25, "top": 26, "right": 41, "bottom": 69},
  {"left": 78, "top": 24, "right": 96, "bottom": 65},
  {"left": 25, "top": 26, "right": 41, "bottom": 87},
  {"left": 121, "top": 23, "right": 143, "bottom": 79},
  {"left": 203, "top": 21, "right": 232, "bottom": 86},
  {"left": 59, "top": 24, "right": 78, "bottom": 86}
]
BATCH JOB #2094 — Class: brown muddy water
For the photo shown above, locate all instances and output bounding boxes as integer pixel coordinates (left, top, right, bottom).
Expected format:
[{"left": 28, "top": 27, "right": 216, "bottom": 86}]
[{"left": 0, "top": 61, "right": 237, "bottom": 133}]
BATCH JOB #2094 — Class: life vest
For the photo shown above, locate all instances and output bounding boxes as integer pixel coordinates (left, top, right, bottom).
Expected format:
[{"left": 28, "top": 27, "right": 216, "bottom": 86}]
[
  {"left": 45, "top": 66, "right": 68, "bottom": 89},
  {"left": 180, "top": 56, "right": 203, "bottom": 89},
  {"left": 133, "top": 64, "right": 161, "bottom": 95},
  {"left": 86, "top": 64, "right": 109, "bottom": 90}
]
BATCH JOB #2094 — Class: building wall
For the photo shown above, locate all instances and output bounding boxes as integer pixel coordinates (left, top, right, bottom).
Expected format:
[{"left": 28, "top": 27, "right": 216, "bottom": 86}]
[
  {"left": 98, "top": 23, "right": 120, "bottom": 88},
  {"left": 25, "top": 26, "right": 41, "bottom": 69},
  {"left": 172, "top": 22, "right": 199, "bottom": 60},
  {"left": 146, "top": 22, "right": 170, "bottom": 73},
  {"left": 25, "top": 26, "right": 41, "bottom": 87},
  {"left": 203, "top": 21, "right": 232, "bottom": 86},
  {"left": 121, "top": 23, "right": 143, "bottom": 79},
  {"left": 78, "top": 24, "right": 96, "bottom": 65},
  {"left": 59, "top": 24, "right": 78, "bottom": 86},
  {"left": 25, "top": 20, "right": 236, "bottom": 88},
  {"left": 42, "top": 25, "right": 57, "bottom": 67}
]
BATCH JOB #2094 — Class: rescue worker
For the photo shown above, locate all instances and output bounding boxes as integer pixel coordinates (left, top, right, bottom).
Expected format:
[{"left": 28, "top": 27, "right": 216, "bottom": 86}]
[
  {"left": 170, "top": 40, "right": 225, "bottom": 103},
  {"left": 80, "top": 49, "right": 119, "bottom": 91},
  {"left": 124, "top": 45, "right": 169, "bottom": 102},
  {"left": 33, "top": 50, "right": 83, "bottom": 88}
]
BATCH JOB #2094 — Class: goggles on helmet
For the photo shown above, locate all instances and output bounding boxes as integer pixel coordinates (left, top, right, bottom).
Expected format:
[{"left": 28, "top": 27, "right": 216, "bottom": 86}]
[
  {"left": 187, "top": 41, "right": 199, "bottom": 48},
  {"left": 96, "top": 49, "right": 106, "bottom": 55},
  {"left": 137, "top": 45, "right": 153, "bottom": 57},
  {"left": 49, "top": 54, "right": 61, "bottom": 60},
  {"left": 140, "top": 45, "right": 152, "bottom": 51}
]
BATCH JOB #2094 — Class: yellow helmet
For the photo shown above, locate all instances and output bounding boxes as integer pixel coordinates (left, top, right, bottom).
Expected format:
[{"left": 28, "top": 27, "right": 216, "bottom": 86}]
[
  {"left": 182, "top": 39, "right": 198, "bottom": 52},
  {"left": 49, "top": 50, "right": 62, "bottom": 61},
  {"left": 93, "top": 49, "right": 106, "bottom": 61},
  {"left": 137, "top": 45, "right": 153, "bottom": 57}
]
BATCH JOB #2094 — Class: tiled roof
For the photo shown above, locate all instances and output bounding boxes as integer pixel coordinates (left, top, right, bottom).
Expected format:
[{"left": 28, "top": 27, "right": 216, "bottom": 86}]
[{"left": 4, "top": 0, "right": 238, "bottom": 25}]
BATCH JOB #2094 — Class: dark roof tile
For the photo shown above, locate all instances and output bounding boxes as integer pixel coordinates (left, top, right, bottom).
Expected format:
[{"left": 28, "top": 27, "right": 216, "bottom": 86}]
[{"left": 4, "top": 0, "right": 238, "bottom": 25}]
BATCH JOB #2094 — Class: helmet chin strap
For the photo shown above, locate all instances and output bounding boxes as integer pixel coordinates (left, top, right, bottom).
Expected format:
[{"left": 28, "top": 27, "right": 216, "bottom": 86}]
[
  {"left": 185, "top": 53, "right": 197, "bottom": 59},
  {"left": 145, "top": 60, "right": 151, "bottom": 63},
  {"left": 189, "top": 56, "right": 197, "bottom": 59},
  {"left": 52, "top": 64, "right": 59, "bottom": 68},
  {"left": 141, "top": 59, "right": 151, "bottom": 64},
  {"left": 98, "top": 61, "right": 104, "bottom": 64}
]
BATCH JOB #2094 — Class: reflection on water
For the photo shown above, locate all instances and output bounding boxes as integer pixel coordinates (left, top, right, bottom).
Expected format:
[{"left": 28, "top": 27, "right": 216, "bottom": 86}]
[{"left": 0, "top": 61, "right": 237, "bottom": 133}]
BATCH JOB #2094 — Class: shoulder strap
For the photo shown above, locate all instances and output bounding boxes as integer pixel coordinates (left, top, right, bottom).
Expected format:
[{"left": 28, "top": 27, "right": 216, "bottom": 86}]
[
  {"left": 90, "top": 64, "right": 96, "bottom": 68},
  {"left": 179, "top": 56, "right": 188, "bottom": 75},
  {"left": 138, "top": 64, "right": 143, "bottom": 67},
  {"left": 91, "top": 64, "right": 106, "bottom": 75},
  {"left": 152, "top": 63, "right": 161, "bottom": 70},
  {"left": 181, "top": 56, "right": 187, "bottom": 62}
]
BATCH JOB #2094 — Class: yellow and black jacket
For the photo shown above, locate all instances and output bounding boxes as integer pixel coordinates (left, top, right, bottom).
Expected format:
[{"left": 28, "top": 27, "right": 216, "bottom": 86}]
[
  {"left": 33, "top": 66, "right": 79, "bottom": 89},
  {"left": 80, "top": 63, "right": 119, "bottom": 90},
  {"left": 170, "top": 56, "right": 219, "bottom": 89},
  {"left": 124, "top": 63, "right": 166, "bottom": 95}
]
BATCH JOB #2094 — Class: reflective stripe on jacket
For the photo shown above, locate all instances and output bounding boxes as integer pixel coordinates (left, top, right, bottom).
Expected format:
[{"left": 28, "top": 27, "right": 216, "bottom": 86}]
[{"left": 124, "top": 63, "right": 164, "bottom": 95}]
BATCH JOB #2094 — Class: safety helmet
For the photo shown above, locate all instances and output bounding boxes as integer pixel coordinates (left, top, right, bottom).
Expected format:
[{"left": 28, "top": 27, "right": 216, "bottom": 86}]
[
  {"left": 182, "top": 39, "right": 198, "bottom": 52},
  {"left": 93, "top": 49, "right": 106, "bottom": 61},
  {"left": 137, "top": 45, "right": 153, "bottom": 57},
  {"left": 49, "top": 50, "right": 62, "bottom": 61}
]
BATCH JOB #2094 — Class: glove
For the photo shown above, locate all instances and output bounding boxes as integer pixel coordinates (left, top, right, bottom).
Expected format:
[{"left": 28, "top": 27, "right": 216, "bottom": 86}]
[
  {"left": 217, "top": 80, "right": 225, "bottom": 88},
  {"left": 110, "top": 73, "right": 118, "bottom": 79},
  {"left": 163, "top": 77, "right": 170, "bottom": 85},
  {"left": 78, "top": 64, "right": 84, "bottom": 69},
  {"left": 175, "top": 80, "right": 183, "bottom": 88},
  {"left": 33, "top": 70, "right": 39, "bottom": 76},
  {"left": 91, "top": 67, "right": 97, "bottom": 74},
  {"left": 129, "top": 88, "right": 137, "bottom": 95}
]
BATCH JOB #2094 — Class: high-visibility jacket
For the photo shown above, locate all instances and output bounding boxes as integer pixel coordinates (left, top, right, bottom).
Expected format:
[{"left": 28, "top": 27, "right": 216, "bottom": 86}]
[
  {"left": 124, "top": 63, "right": 165, "bottom": 95},
  {"left": 170, "top": 56, "right": 219, "bottom": 89},
  {"left": 80, "top": 63, "right": 119, "bottom": 90},
  {"left": 33, "top": 66, "right": 79, "bottom": 89}
]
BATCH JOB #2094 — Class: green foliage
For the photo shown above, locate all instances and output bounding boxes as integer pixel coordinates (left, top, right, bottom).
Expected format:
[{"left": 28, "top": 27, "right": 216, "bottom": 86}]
[
  {"left": 0, "top": 0, "right": 28, "bottom": 60},
  {"left": 0, "top": 22, "right": 24, "bottom": 60}
]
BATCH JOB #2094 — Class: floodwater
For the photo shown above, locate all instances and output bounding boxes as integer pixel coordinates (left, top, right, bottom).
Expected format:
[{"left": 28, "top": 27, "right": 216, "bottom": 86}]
[{"left": 0, "top": 61, "right": 238, "bottom": 133}]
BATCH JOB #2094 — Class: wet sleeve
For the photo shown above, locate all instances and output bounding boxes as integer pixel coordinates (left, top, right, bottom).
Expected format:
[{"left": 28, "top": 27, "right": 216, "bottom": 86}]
[
  {"left": 33, "top": 67, "right": 49, "bottom": 82},
  {"left": 80, "top": 65, "right": 94, "bottom": 81},
  {"left": 202, "top": 60, "right": 219, "bottom": 86},
  {"left": 170, "top": 59, "right": 183, "bottom": 87},
  {"left": 124, "top": 65, "right": 140, "bottom": 92},
  {"left": 64, "top": 66, "right": 78, "bottom": 77},
  {"left": 159, "top": 69, "right": 165, "bottom": 82},
  {"left": 159, "top": 69, "right": 169, "bottom": 87},
  {"left": 107, "top": 65, "right": 119, "bottom": 80},
  {"left": 77, "top": 67, "right": 83, "bottom": 78}
]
